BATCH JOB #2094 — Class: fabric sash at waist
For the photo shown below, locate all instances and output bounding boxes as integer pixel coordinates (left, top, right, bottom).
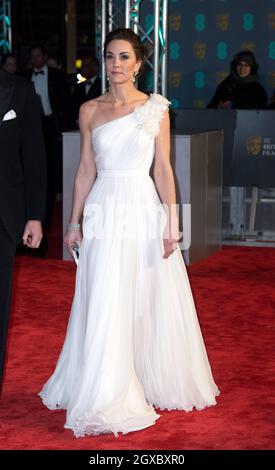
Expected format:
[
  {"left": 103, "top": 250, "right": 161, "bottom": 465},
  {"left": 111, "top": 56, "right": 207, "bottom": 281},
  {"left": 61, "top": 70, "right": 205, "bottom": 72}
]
[{"left": 97, "top": 168, "right": 150, "bottom": 177}]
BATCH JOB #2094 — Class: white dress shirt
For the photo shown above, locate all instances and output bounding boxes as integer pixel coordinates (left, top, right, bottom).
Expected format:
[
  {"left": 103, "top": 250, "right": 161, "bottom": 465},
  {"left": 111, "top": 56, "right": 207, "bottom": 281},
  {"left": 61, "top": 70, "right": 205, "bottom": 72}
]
[{"left": 31, "top": 64, "right": 53, "bottom": 116}]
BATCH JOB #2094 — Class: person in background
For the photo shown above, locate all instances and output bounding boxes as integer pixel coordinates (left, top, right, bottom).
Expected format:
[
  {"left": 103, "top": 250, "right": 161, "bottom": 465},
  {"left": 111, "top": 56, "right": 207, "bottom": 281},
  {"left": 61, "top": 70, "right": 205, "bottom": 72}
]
[
  {"left": 72, "top": 56, "right": 101, "bottom": 127},
  {"left": 1, "top": 53, "right": 18, "bottom": 74},
  {"left": 47, "top": 53, "right": 63, "bottom": 71},
  {"left": 207, "top": 50, "right": 267, "bottom": 109},
  {"left": 0, "top": 68, "right": 47, "bottom": 394},
  {"left": 23, "top": 44, "right": 72, "bottom": 235}
]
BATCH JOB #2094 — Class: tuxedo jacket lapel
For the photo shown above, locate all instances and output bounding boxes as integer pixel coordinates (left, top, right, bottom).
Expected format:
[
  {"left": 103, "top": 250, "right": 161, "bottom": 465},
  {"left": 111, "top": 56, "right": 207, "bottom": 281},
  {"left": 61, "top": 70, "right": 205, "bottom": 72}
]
[{"left": 86, "top": 77, "right": 101, "bottom": 100}]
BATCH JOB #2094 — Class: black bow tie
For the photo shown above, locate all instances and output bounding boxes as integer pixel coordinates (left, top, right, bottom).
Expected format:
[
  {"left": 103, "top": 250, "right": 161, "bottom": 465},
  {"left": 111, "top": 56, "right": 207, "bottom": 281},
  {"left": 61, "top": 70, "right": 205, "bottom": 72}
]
[{"left": 34, "top": 70, "right": 44, "bottom": 76}]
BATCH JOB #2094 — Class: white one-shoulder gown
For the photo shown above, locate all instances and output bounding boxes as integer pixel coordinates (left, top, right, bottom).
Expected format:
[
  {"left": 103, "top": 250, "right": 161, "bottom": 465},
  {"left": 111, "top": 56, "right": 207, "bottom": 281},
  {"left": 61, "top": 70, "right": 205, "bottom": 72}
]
[{"left": 39, "top": 93, "right": 220, "bottom": 437}]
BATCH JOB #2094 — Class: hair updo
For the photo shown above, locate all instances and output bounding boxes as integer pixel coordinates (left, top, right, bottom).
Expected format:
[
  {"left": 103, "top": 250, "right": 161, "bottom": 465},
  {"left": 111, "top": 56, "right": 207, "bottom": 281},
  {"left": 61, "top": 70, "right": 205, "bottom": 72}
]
[{"left": 103, "top": 28, "right": 146, "bottom": 76}]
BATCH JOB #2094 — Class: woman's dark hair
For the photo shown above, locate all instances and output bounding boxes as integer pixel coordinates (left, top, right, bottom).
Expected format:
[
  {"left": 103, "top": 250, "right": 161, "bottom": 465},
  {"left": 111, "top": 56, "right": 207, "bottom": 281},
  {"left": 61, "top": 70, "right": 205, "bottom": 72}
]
[
  {"left": 230, "top": 50, "right": 259, "bottom": 75},
  {"left": 103, "top": 28, "right": 145, "bottom": 75}
]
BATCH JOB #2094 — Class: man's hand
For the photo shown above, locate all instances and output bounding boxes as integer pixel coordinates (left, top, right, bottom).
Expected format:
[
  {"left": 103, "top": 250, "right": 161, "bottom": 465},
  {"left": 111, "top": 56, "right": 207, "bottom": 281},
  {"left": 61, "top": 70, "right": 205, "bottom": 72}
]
[{"left": 22, "top": 220, "right": 43, "bottom": 248}]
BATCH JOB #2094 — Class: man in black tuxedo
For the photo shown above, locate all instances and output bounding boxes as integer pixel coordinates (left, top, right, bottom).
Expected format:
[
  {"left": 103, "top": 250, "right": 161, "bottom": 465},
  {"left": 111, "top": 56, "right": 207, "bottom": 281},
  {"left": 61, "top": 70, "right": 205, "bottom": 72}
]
[
  {"left": 24, "top": 44, "right": 72, "bottom": 230},
  {"left": 0, "top": 69, "right": 47, "bottom": 393},
  {"left": 72, "top": 56, "right": 101, "bottom": 127}
]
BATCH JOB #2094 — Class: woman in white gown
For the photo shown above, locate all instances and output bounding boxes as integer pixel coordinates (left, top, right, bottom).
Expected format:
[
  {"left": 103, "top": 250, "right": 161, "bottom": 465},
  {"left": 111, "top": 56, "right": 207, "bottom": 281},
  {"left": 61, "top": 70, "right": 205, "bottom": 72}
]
[{"left": 39, "top": 28, "right": 219, "bottom": 438}]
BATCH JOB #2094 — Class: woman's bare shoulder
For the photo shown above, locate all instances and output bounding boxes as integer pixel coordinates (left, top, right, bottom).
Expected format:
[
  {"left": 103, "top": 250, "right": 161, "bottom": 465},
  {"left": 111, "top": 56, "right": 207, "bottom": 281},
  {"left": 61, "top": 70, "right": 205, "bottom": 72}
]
[
  {"left": 79, "top": 95, "right": 109, "bottom": 127},
  {"left": 80, "top": 95, "right": 106, "bottom": 114}
]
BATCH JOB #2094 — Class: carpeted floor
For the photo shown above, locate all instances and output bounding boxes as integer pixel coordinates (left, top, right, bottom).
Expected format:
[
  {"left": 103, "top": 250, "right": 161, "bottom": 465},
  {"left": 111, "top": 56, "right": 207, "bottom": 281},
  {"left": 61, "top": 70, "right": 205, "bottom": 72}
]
[{"left": 0, "top": 246, "right": 274, "bottom": 449}]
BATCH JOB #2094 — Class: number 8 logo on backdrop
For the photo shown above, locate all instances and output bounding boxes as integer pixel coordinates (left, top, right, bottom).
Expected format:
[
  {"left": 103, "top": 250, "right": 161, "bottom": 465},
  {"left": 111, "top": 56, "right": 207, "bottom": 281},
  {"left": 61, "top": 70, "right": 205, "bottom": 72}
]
[
  {"left": 195, "top": 14, "right": 206, "bottom": 32},
  {"left": 170, "top": 42, "right": 180, "bottom": 60},
  {"left": 217, "top": 42, "right": 228, "bottom": 60},
  {"left": 268, "top": 42, "right": 275, "bottom": 59},
  {"left": 194, "top": 72, "right": 205, "bottom": 88},
  {"left": 243, "top": 13, "right": 254, "bottom": 31}
]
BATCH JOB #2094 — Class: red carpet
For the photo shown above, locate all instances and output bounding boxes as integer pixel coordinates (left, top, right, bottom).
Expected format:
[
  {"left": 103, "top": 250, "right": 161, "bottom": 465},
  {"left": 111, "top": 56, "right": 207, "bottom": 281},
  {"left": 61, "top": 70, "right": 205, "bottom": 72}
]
[{"left": 0, "top": 246, "right": 274, "bottom": 449}]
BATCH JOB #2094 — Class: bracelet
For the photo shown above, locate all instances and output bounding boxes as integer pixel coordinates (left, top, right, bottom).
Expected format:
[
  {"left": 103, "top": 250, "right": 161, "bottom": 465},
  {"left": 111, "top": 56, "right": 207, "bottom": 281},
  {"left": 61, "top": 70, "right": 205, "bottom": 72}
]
[{"left": 67, "top": 223, "right": 81, "bottom": 232}]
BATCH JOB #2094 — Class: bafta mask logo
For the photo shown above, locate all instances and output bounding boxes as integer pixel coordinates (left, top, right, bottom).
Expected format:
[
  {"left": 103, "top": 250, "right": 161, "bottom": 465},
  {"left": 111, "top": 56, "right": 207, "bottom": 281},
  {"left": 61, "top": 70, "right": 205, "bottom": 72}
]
[
  {"left": 268, "top": 13, "right": 275, "bottom": 30},
  {"left": 193, "top": 99, "right": 206, "bottom": 109},
  {"left": 268, "top": 71, "right": 275, "bottom": 88},
  {"left": 241, "top": 42, "right": 256, "bottom": 52},
  {"left": 194, "top": 42, "right": 206, "bottom": 60},
  {"left": 169, "top": 14, "right": 181, "bottom": 32},
  {"left": 216, "top": 14, "right": 230, "bottom": 31},
  {"left": 216, "top": 70, "right": 228, "bottom": 84},
  {"left": 247, "top": 136, "right": 262, "bottom": 156},
  {"left": 169, "top": 71, "right": 182, "bottom": 88}
]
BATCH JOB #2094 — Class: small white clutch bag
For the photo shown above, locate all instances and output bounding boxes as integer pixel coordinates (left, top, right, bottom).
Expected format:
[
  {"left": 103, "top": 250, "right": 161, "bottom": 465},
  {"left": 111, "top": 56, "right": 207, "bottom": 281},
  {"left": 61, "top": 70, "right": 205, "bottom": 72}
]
[{"left": 71, "top": 241, "right": 80, "bottom": 265}]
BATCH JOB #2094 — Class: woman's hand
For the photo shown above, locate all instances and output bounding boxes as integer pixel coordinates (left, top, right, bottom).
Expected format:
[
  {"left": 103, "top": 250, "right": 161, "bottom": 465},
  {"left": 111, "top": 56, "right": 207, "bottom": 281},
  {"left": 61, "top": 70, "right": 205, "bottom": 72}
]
[
  {"left": 163, "top": 237, "right": 178, "bottom": 259},
  {"left": 65, "top": 229, "right": 83, "bottom": 258},
  {"left": 163, "top": 222, "right": 179, "bottom": 259}
]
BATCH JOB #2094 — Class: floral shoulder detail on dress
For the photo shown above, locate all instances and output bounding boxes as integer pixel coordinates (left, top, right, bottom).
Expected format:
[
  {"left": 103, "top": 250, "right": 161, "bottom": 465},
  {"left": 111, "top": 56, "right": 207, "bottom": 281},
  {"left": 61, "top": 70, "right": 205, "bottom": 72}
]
[{"left": 134, "top": 93, "right": 171, "bottom": 138}]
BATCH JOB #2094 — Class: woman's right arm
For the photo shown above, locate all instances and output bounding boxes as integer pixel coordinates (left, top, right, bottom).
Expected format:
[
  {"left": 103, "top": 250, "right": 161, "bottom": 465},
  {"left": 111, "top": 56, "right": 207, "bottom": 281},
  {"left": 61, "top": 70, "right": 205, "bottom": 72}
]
[{"left": 65, "top": 102, "right": 97, "bottom": 254}]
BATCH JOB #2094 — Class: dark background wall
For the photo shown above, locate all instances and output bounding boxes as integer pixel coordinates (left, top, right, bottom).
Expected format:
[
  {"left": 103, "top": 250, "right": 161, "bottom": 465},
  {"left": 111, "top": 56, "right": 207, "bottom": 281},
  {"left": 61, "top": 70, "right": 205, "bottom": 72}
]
[
  {"left": 9, "top": 0, "right": 275, "bottom": 107},
  {"left": 167, "top": 0, "right": 275, "bottom": 108},
  {"left": 12, "top": 0, "right": 95, "bottom": 70}
]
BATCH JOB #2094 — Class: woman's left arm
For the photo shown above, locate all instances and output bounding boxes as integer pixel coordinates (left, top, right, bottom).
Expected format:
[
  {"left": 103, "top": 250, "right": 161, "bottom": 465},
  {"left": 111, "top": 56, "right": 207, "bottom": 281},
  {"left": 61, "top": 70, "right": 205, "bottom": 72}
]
[{"left": 153, "top": 109, "right": 179, "bottom": 259}]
